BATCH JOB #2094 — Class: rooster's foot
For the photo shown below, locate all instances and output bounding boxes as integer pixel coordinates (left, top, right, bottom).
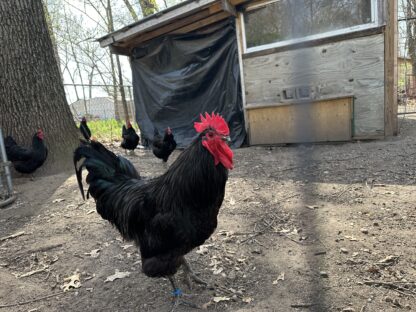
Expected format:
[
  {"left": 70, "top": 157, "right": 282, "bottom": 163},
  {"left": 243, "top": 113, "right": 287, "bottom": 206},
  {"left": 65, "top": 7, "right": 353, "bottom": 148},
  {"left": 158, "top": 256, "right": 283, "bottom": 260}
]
[{"left": 170, "top": 293, "right": 200, "bottom": 312}]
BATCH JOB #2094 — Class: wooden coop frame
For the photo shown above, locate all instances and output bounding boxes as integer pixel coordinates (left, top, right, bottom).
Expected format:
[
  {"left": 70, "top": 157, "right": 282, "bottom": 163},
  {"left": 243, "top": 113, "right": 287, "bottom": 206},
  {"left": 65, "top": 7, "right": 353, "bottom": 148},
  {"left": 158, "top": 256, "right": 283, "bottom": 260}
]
[{"left": 98, "top": 0, "right": 398, "bottom": 145}]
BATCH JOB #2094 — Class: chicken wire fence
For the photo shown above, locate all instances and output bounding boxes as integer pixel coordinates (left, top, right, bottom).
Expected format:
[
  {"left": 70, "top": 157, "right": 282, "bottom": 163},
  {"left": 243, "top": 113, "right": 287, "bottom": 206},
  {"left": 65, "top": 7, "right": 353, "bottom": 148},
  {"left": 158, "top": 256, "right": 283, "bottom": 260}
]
[
  {"left": 397, "top": 1, "right": 416, "bottom": 123},
  {"left": 0, "top": 129, "right": 16, "bottom": 208},
  {"left": 64, "top": 84, "right": 135, "bottom": 122}
]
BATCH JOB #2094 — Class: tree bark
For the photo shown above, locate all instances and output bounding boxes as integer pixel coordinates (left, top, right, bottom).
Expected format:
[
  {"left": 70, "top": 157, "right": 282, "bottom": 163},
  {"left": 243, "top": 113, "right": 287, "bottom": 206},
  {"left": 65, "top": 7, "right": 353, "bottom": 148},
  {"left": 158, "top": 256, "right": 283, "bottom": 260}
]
[{"left": 0, "top": 0, "right": 79, "bottom": 174}]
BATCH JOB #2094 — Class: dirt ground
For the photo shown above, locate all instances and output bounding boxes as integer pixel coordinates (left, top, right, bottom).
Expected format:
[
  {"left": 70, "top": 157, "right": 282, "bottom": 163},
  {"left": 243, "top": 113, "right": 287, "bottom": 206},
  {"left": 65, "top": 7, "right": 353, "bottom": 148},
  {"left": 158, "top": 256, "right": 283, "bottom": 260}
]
[{"left": 1, "top": 116, "right": 416, "bottom": 312}]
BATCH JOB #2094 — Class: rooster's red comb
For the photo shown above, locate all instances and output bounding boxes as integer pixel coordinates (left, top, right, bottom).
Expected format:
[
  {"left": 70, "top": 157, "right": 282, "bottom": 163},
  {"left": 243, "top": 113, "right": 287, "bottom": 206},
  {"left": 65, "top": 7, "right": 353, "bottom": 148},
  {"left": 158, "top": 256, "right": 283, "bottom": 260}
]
[{"left": 194, "top": 112, "right": 229, "bottom": 135}]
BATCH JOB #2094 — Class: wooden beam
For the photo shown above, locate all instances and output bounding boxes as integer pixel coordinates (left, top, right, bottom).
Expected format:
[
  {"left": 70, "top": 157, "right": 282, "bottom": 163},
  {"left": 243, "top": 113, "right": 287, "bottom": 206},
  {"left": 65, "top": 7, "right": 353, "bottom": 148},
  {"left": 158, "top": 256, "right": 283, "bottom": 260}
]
[
  {"left": 98, "top": 0, "right": 220, "bottom": 48},
  {"left": 221, "top": 0, "right": 236, "bottom": 16},
  {"left": 118, "top": 4, "right": 224, "bottom": 48},
  {"left": 384, "top": 0, "right": 398, "bottom": 136},
  {"left": 171, "top": 11, "right": 231, "bottom": 34},
  {"left": 109, "top": 45, "right": 131, "bottom": 56},
  {"left": 235, "top": 14, "right": 249, "bottom": 135},
  {"left": 229, "top": 0, "right": 250, "bottom": 6}
]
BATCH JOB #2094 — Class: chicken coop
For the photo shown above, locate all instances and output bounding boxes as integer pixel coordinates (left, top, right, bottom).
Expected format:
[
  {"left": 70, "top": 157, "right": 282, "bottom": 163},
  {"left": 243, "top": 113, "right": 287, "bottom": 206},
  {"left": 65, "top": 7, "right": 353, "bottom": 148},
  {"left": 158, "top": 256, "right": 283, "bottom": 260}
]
[{"left": 98, "top": 0, "right": 398, "bottom": 146}]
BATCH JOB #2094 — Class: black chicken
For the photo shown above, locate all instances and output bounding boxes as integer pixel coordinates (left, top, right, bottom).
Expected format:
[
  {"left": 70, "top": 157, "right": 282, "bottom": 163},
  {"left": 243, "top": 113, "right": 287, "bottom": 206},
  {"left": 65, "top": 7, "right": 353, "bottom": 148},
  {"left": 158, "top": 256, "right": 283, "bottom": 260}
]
[
  {"left": 152, "top": 127, "right": 177, "bottom": 163},
  {"left": 121, "top": 121, "right": 140, "bottom": 155},
  {"left": 5, "top": 129, "right": 48, "bottom": 175},
  {"left": 79, "top": 117, "right": 91, "bottom": 141},
  {"left": 74, "top": 113, "right": 233, "bottom": 308}
]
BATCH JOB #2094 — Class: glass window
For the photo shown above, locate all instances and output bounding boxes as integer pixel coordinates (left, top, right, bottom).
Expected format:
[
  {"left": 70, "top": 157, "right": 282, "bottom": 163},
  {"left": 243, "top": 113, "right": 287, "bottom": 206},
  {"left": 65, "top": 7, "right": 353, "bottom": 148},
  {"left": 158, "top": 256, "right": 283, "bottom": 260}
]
[{"left": 244, "top": 0, "right": 374, "bottom": 50}]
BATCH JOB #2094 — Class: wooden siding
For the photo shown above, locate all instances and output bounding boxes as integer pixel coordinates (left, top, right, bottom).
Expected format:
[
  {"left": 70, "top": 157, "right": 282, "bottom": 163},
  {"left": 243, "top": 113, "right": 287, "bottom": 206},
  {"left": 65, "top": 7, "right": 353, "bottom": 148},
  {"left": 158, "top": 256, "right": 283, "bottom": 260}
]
[
  {"left": 247, "top": 98, "right": 353, "bottom": 145},
  {"left": 243, "top": 34, "right": 385, "bottom": 138}
]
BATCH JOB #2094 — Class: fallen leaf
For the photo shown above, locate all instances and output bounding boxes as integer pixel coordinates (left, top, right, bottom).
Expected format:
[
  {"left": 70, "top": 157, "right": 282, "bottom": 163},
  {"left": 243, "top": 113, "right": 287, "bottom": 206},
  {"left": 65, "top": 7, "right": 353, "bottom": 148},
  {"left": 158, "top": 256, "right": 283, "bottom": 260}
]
[
  {"left": 105, "top": 270, "right": 131, "bottom": 282},
  {"left": 305, "top": 205, "right": 318, "bottom": 210},
  {"left": 196, "top": 245, "right": 209, "bottom": 255},
  {"left": 52, "top": 198, "right": 65, "bottom": 203},
  {"left": 213, "top": 296, "right": 230, "bottom": 303},
  {"left": 121, "top": 244, "right": 134, "bottom": 250},
  {"left": 242, "top": 297, "right": 254, "bottom": 303},
  {"left": 272, "top": 272, "right": 285, "bottom": 284},
  {"left": 62, "top": 272, "right": 81, "bottom": 291},
  {"left": 213, "top": 267, "right": 223, "bottom": 275},
  {"left": 84, "top": 249, "right": 101, "bottom": 258}
]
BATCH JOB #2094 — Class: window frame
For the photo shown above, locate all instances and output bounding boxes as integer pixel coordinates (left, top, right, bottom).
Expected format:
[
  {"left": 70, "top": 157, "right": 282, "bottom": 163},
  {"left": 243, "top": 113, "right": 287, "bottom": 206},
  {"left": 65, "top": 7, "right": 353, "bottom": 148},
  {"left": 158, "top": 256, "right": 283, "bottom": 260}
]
[{"left": 241, "top": 0, "right": 379, "bottom": 54}]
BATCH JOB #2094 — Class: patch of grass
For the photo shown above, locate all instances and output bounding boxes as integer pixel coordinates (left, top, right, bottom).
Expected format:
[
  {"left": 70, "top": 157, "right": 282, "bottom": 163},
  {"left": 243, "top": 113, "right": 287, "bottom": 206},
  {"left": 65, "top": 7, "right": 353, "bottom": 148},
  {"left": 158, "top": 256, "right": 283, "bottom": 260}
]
[{"left": 86, "top": 119, "right": 125, "bottom": 142}]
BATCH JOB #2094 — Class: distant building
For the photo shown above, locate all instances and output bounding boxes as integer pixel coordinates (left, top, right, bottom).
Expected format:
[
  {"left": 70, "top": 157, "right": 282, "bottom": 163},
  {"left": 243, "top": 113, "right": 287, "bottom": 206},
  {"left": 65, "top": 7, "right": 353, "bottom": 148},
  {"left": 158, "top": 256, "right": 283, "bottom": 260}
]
[{"left": 70, "top": 97, "right": 115, "bottom": 120}]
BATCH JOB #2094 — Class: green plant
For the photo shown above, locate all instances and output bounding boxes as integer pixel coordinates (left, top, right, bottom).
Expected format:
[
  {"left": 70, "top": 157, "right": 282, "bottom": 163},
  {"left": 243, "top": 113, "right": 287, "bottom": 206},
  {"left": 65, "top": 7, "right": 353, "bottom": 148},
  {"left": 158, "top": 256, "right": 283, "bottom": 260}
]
[{"left": 86, "top": 119, "right": 126, "bottom": 142}]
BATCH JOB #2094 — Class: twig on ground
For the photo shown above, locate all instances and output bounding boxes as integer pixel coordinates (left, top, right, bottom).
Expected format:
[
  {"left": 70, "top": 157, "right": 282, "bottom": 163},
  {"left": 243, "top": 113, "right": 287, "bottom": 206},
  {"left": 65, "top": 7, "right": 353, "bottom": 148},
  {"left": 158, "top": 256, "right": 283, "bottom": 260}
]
[
  {"left": 240, "top": 231, "right": 264, "bottom": 244},
  {"left": 362, "top": 280, "right": 416, "bottom": 297},
  {"left": 290, "top": 303, "right": 317, "bottom": 308},
  {"left": 0, "top": 231, "right": 25, "bottom": 242},
  {"left": 15, "top": 266, "right": 49, "bottom": 278},
  {"left": 0, "top": 292, "right": 63, "bottom": 309}
]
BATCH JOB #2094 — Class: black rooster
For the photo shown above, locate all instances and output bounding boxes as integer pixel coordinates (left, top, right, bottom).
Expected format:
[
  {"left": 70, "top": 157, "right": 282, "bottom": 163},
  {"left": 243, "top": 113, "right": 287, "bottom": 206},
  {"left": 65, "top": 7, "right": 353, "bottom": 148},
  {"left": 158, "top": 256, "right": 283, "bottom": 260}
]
[
  {"left": 79, "top": 117, "right": 91, "bottom": 141},
  {"left": 74, "top": 113, "right": 233, "bottom": 308},
  {"left": 121, "top": 121, "right": 140, "bottom": 155},
  {"left": 5, "top": 129, "right": 48, "bottom": 175},
  {"left": 152, "top": 127, "right": 177, "bottom": 163}
]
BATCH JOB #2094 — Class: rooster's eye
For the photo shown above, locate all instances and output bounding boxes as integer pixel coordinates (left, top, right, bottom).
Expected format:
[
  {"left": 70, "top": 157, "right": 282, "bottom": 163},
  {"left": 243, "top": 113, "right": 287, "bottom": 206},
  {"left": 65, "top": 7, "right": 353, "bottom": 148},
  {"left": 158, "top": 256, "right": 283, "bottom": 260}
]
[{"left": 207, "top": 132, "right": 214, "bottom": 138}]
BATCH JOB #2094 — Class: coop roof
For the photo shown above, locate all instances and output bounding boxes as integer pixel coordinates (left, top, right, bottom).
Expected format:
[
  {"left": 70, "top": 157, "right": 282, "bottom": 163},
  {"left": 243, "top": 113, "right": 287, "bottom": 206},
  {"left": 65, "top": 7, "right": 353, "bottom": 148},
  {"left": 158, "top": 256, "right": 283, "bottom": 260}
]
[{"left": 97, "top": 0, "right": 246, "bottom": 55}]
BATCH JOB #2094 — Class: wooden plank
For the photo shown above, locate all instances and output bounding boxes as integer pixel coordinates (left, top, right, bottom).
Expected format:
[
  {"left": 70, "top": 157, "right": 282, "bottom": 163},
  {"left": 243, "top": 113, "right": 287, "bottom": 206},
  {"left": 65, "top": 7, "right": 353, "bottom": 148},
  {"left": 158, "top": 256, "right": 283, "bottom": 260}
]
[
  {"left": 235, "top": 14, "right": 248, "bottom": 133},
  {"left": 384, "top": 0, "right": 398, "bottom": 136},
  {"left": 117, "top": 6, "right": 223, "bottom": 48},
  {"left": 242, "top": 34, "right": 385, "bottom": 137},
  {"left": 99, "top": 0, "right": 220, "bottom": 47},
  {"left": 171, "top": 11, "right": 231, "bottom": 34},
  {"left": 247, "top": 98, "right": 353, "bottom": 145}
]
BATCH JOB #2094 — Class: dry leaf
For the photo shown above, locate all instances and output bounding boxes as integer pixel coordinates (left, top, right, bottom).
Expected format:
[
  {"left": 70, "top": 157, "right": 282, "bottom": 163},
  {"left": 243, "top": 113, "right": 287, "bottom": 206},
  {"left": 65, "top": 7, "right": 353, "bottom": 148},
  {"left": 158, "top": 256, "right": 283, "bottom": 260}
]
[
  {"left": 213, "top": 296, "right": 230, "bottom": 303},
  {"left": 121, "top": 244, "right": 134, "bottom": 250},
  {"left": 196, "top": 245, "right": 210, "bottom": 255},
  {"left": 305, "top": 205, "right": 318, "bottom": 210},
  {"left": 52, "top": 198, "right": 65, "bottom": 203},
  {"left": 84, "top": 249, "right": 101, "bottom": 258},
  {"left": 62, "top": 272, "right": 81, "bottom": 291},
  {"left": 213, "top": 267, "right": 223, "bottom": 275},
  {"left": 105, "top": 270, "right": 131, "bottom": 282},
  {"left": 242, "top": 297, "right": 253, "bottom": 303},
  {"left": 272, "top": 272, "right": 285, "bottom": 284}
]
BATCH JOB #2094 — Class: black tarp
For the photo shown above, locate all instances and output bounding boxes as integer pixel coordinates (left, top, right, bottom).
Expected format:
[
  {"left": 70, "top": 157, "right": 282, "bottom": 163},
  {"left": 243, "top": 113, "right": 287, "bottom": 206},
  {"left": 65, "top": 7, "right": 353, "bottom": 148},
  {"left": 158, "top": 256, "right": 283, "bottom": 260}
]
[{"left": 131, "top": 17, "right": 246, "bottom": 148}]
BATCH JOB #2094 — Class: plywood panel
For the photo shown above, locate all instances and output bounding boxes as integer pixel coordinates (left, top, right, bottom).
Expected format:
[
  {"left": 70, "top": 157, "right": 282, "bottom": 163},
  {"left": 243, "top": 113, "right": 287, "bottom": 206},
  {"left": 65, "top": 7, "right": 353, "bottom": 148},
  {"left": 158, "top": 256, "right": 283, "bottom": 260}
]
[
  {"left": 242, "top": 34, "right": 385, "bottom": 137},
  {"left": 247, "top": 98, "right": 352, "bottom": 145}
]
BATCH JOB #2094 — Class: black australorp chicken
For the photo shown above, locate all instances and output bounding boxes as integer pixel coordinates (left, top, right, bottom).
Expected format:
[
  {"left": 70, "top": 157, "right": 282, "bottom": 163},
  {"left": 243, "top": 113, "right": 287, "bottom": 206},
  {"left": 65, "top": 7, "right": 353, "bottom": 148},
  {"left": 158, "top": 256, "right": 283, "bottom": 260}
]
[
  {"left": 5, "top": 129, "right": 48, "bottom": 175},
  {"left": 121, "top": 121, "right": 140, "bottom": 155},
  {"left": 152, "top": 127, "right": 177, "bottom": 163},
  {"left": 79, "top": 117, "right": 91, "bottom": 141},
  {"left": 74, "top": 113, "right": 233, "bottom": 308}
]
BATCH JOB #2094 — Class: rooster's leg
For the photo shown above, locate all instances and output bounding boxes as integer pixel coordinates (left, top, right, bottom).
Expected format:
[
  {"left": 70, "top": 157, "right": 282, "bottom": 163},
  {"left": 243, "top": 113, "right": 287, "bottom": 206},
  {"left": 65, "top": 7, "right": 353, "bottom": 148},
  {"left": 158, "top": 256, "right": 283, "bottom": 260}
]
[
  {"left": 182, "top": 257, "right": 208, "bottom": 288},
  {"left": 168, "top": 275, "right": 200, "bottom": 311}
]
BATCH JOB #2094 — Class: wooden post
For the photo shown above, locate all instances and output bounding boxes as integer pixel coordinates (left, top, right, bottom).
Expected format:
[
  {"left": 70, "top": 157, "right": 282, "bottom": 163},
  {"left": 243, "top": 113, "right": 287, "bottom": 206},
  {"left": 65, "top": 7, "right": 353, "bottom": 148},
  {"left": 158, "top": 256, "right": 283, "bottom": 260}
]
[{"left": 384, "top": 0, "right": 398, "bottom": 136}]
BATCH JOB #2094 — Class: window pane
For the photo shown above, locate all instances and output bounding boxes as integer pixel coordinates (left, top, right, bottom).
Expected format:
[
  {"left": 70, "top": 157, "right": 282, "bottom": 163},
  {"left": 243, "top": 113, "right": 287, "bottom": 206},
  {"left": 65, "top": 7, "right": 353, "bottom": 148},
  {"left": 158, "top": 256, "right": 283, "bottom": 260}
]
[{"left": 244, "top": 0, "right": 373, "bottom": 49}]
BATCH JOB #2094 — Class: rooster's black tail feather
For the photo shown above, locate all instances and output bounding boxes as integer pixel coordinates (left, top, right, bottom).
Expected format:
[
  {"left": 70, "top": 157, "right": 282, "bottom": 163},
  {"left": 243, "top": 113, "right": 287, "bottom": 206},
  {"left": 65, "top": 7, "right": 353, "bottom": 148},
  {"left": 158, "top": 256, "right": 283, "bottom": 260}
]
[{"left": 73, "top": 140, "right": 140, "bottom": 200}]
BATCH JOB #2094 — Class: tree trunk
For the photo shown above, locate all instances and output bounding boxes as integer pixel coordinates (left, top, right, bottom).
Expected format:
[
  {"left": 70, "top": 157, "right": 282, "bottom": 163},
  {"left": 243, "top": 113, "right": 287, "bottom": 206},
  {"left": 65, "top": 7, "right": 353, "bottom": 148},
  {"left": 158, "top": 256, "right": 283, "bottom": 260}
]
[
  {"left": 122, "top": 0, "right": 139, "bottom": 22},
  {"left": 0, "top": 0, "right": 79, "bottom": 174}
]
